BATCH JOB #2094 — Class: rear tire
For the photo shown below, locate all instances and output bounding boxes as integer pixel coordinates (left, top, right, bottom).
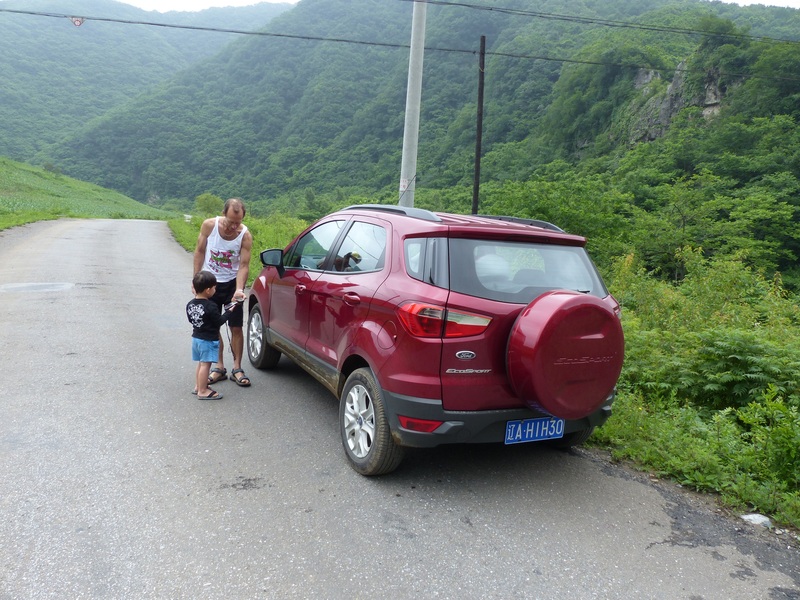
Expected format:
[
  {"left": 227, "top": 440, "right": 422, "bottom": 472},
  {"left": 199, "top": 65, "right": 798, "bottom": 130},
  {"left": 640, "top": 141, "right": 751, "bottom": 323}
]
[
  {"left": 247, "top": 303, "right": 281, "bottom": 369},
  {"left": 550, "top": 427, "right": 595, "bottom": 448},
  {"left": 340, "top": 368, "right": 404, "bottom": 476}
]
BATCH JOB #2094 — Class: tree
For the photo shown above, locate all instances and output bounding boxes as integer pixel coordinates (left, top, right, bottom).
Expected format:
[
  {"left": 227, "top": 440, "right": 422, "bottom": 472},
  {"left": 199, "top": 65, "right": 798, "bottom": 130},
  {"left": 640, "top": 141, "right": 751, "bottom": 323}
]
[{"left": 195, "top": 193, "right": 223, "bottom": 216}]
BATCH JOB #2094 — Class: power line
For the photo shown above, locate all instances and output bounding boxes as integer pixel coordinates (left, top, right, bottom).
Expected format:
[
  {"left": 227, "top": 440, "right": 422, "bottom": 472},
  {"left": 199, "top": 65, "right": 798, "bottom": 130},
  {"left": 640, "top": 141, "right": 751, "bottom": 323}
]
[
  {"left": 0, "top": 8, "right": 410, "bottom": 50},
  {"left": 2, "top": 6, "right": 800, "bottom": 84},
  {"left": 401, "top": 0, "right": 800, "bottom": 47}
]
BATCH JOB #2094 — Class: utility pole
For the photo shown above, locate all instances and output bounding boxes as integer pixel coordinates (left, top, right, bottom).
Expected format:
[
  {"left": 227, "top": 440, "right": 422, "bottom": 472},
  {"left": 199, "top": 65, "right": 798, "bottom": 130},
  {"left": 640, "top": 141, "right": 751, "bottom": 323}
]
[
  {"left": 471, "top": 35, "right": 486, "bottom": 215},
  {"left": 399, "top": 0, "right": 427, "bottom": 207}
]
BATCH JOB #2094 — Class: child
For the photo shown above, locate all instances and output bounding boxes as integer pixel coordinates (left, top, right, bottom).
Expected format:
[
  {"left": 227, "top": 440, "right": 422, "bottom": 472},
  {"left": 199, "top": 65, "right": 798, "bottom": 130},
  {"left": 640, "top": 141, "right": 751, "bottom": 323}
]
[{"left": 187, "top": 270, "right": 235, "bottom": 400}]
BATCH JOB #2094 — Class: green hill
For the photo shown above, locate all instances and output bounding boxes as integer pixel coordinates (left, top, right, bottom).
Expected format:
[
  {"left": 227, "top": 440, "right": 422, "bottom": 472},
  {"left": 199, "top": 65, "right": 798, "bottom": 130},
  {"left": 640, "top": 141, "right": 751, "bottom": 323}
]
[
  {"left": 31, "top": 0, "right": 800, "bottom": 202},
  {"left": 0, "top": 156, "right": 173, "bottom": 229},
  {"left": 0, "top": 0, "right": 292, "bottom": 159}
]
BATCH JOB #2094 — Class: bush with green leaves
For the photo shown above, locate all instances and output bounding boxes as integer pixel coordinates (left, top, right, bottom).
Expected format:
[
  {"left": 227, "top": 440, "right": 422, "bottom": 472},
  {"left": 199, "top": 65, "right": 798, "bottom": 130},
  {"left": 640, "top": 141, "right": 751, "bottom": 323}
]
[
  {"left": 597, "top": 247, "right": 800, "bottom": 527},
  {"left": 611, "top": 248, "right": 800, "bottom": 410}
]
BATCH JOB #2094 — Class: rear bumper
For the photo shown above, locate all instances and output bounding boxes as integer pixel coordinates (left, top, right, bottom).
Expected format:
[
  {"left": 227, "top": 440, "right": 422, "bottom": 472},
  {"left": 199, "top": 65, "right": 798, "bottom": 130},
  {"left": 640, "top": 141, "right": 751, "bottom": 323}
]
[{"left": 382, "top": 389, "right": 614, "bottom": 448}]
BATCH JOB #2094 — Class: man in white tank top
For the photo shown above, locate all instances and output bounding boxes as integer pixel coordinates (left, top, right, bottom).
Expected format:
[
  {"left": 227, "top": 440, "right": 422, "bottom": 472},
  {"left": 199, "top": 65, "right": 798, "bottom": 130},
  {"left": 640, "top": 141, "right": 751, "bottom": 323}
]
[{"left": 193, "top": 198, "right": 254, "bottom": 388}]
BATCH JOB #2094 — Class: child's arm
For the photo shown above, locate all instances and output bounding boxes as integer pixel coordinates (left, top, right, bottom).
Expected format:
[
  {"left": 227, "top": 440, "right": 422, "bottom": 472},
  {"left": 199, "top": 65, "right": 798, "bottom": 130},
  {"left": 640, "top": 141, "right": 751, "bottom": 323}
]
[{"left": 205, "top": 300, "right": 233, "bottom": 328}]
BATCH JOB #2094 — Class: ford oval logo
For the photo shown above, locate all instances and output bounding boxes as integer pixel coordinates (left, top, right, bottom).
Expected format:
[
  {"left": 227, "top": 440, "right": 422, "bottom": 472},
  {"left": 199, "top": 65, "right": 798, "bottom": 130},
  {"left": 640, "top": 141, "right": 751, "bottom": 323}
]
[{"left": 455, "top": 350, "right": 476, "bottom": 360}]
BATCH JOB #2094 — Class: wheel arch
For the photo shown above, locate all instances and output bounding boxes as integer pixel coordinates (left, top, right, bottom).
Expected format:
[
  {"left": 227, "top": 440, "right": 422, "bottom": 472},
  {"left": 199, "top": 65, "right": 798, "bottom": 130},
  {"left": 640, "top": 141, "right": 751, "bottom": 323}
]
[{"left": 337, "top": 354, "right": 371, "bottom": 398}]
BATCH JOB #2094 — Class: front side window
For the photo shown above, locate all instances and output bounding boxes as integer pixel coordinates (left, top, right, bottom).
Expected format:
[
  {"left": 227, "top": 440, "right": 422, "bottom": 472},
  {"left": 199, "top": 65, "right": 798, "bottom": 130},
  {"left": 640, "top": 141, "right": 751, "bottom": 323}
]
[
  {"left": 328, "top": 221, "right": 387, "bottom": 273},
  {"left": 284, "top": 220, "right": 344, "bottom": 270},
  {"left": 449, "top": 239, "right": 607, "bottom": 303}
]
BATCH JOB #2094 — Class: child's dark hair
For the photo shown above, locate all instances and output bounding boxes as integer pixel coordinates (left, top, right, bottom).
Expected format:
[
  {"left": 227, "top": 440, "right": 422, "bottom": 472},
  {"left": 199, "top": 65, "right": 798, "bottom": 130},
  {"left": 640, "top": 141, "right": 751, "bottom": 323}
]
[{"left": 193, "top": 270, "right": 217, "bottom": 294}]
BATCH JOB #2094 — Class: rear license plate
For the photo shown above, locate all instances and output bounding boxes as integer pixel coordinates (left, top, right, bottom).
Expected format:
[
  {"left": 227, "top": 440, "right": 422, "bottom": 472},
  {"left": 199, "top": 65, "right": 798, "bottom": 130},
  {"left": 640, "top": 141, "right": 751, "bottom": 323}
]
[{"left": 505, "top": 417, "right": 565, "bottom": 445}]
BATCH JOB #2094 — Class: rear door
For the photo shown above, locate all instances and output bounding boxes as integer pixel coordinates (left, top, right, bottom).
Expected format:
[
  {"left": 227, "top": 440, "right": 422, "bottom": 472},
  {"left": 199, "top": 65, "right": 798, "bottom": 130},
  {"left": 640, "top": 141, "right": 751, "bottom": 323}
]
[{"left": 440, "top": 239, "right": 605, "bottom": 412}]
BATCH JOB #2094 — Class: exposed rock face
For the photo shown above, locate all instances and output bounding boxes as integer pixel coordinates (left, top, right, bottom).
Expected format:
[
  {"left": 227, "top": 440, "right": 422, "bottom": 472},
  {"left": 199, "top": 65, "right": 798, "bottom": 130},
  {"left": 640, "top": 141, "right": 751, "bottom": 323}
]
[
  {"left": 703, "top": 76, "right": 722, "bottom": 118},
  {"left": 627, "top": 60, "right": 722, "bottom": 144}
]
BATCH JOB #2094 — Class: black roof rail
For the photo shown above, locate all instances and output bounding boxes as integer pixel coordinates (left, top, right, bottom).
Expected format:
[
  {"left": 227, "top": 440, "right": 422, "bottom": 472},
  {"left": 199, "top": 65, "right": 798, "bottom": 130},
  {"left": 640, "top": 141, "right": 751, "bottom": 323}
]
[
  {"left": 477, "top": 214, "right": 565, "bottom": 233},
  {"left": 343, "top": 204, "right": 442, "bottom": 222}
]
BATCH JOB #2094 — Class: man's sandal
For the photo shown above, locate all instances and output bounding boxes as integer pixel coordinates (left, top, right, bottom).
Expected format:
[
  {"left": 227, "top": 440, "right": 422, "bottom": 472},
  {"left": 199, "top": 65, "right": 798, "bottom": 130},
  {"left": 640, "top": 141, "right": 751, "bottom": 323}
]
[
  {"left": 231, "top": 368, "right": 251, "bottom": 387},
  {"left": 208, "top": 367, "right": 227, "bottom": 384}
]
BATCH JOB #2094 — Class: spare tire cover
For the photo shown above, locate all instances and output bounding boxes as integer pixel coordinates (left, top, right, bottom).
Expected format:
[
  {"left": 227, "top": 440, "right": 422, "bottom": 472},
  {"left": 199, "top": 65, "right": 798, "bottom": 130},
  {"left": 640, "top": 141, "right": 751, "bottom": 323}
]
[{"left": 507, "top": 290, "right": 624, "bottom": 420}]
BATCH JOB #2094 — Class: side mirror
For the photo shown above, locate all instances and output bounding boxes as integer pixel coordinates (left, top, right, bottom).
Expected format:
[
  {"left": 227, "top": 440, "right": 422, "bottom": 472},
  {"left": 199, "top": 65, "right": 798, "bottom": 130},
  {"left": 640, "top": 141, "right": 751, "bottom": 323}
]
[{"left": 260, "top": 248, "right": 285, "bottom": 277}]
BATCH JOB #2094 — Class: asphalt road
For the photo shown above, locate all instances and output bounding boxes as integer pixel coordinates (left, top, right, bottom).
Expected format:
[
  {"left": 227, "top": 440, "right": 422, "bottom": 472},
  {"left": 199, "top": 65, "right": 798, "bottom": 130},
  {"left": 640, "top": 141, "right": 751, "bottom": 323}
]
[{"left": 0, "top": 219, "right": 798, "bottom": 600}]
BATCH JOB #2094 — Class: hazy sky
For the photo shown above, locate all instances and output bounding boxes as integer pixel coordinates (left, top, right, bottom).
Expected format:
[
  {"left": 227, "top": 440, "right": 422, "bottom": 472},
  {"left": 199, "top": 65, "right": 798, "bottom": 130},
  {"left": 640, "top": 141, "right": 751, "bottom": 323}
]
[
  {"left": 120, "top": 0, "right": 298, "bottom": 12},
  {"left": 728, "top": 0, "right": 800, "bottom": 6},
  {"left": 118, "top": 0, "right": 799, "bottom": 13}
]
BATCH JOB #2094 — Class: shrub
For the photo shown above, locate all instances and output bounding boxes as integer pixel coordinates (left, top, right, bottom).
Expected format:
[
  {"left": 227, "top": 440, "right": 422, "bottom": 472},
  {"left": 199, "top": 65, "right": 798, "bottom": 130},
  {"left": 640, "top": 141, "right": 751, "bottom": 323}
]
[{"left": 613, "top": 248, "right": 800, "bottom": 410}]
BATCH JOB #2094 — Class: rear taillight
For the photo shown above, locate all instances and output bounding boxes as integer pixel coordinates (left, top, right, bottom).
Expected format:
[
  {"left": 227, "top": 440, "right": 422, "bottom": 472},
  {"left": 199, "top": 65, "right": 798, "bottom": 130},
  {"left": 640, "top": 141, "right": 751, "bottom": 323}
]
[
  {"left": 397, "top": 302, "right": 492, "bottom": 338},
  {"left": 397, "top": 302, "right": 446, "bottom": 337},
  {"left": 444, "top": 310, "right": 492, "bottom": 337}
]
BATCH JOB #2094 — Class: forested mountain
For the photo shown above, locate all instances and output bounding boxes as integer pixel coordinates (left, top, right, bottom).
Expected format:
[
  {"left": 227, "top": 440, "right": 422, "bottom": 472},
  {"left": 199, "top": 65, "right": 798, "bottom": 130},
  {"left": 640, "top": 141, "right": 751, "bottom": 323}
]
[
  {"left": 32, "top": 0, "right": 799, "bottom": 197},
  {"left": 5, "top": 0, "right": 800, "bottom": 287},
  {"left": 37, "top": 0, "right": 686, "bottom": 199},
  {"left": 0, "top": 0, "right": 292, "bottom": 157}
]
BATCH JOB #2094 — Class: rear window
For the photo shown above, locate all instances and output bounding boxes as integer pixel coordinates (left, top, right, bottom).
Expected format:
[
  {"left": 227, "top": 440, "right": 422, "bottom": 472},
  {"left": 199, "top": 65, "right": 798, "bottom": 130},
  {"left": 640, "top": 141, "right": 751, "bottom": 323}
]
[{"left": 448, "top": 239, "right": 608, "bottom": 304}]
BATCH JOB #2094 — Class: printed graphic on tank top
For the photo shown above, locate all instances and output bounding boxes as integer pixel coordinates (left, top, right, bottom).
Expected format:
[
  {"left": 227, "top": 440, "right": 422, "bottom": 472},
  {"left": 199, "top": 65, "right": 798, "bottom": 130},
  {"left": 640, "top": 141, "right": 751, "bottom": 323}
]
[{"left": 204, "top": 216, "right": 248, "bottom": 283}]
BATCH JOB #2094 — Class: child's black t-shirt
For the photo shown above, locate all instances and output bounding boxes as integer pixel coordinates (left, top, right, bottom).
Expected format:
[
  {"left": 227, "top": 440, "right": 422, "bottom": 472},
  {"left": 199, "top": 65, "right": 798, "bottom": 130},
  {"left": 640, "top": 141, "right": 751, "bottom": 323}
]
[{"left": 186, "top": 298, "right": 231, "bottom": 341}]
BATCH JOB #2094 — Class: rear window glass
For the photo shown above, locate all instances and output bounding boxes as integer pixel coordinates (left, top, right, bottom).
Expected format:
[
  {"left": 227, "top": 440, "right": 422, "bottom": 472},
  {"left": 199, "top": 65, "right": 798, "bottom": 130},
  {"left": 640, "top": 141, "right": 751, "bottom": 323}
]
[{"left": 448, "top": 239, "right": 607, "bottom": 303}]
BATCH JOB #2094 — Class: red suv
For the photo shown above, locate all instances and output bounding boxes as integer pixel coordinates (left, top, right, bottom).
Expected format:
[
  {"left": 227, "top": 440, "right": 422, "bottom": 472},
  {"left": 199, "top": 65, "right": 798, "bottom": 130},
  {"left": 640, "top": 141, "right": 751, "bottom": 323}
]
[{"left": 246, "top": 205, "right": 624, "bottom": 475}]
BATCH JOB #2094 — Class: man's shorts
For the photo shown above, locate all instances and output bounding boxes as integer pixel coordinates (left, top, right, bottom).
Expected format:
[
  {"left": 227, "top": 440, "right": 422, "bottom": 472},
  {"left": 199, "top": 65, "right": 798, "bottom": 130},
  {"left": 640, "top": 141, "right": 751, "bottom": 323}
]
[
  {"left": 211, "top": 279, "right": 243, "bottom": 328},
  {"left": 192, "top": 338, "right": 220, "bottom": 363}
]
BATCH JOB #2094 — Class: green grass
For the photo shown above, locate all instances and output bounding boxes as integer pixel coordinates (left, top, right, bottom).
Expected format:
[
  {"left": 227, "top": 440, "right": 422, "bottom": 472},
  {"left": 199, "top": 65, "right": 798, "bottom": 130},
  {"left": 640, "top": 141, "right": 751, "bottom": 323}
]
[
  {"left": 595, "top": 251, "right": 800, "bottom": 530},
  {"left": 0, "top": 156, "right": 175, "bottom": 228},
  {"left": 591, "top": 389, "right": 800, "bottom": 530}
]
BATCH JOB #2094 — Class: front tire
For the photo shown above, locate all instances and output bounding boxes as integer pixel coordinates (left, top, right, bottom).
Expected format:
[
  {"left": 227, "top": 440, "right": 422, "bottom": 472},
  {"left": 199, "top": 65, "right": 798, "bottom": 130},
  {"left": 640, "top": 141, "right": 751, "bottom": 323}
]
[
  {"left": 247, "top": 303, "right": 281, "bottom": 369},
  {"left": 339, "top": 368, "right": 404, "bottom": 476}
]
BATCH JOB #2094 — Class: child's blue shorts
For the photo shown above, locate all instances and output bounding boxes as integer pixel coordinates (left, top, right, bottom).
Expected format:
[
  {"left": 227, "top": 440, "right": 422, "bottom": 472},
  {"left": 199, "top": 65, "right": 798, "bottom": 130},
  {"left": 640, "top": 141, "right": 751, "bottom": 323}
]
[{"left": 192, "top": 338, "right": 220, "bottom": 363}]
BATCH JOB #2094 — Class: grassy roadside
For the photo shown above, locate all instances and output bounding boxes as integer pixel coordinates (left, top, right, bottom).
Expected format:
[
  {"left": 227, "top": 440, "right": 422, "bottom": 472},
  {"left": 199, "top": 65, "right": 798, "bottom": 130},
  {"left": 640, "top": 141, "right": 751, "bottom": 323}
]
[
  {"left": 594, "top": 252, "right": 800, "bottom": 531},
  {"left": 0, "top": 156, "right": 174, "bottom": 230}
]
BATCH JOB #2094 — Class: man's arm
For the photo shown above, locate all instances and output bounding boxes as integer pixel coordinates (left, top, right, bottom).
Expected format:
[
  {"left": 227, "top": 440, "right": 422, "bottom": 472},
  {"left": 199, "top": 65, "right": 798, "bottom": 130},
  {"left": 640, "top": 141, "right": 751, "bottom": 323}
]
[
  {"left": 193, "top": 218, "right": 214, "bottom": 274},
  {"left": 234, "top": 230, "right": 253, "bottom": 299}
]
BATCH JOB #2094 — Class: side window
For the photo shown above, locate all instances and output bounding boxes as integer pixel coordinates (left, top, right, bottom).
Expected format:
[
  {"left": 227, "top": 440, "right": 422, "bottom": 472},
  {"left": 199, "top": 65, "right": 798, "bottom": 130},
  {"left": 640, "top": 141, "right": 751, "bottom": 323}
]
[
  {"left": 284, "top": 220, "right": 344, "bottom": 270},
  {"left": 329, "top": 221, "right": 386, "bottom": 273},
  {"left": 405, "top": 237, "right": 449, "bottom": 288},
  {"left": 405, "top": 239, "right": 425, "bottom": 280}
]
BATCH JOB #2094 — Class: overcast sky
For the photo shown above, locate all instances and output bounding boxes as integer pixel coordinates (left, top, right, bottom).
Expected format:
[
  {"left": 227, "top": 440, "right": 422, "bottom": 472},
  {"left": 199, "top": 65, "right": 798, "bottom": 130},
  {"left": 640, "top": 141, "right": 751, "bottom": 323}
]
[
  {"left": 120, "top": 0, "right": 297, "bottom": 12},
  {"left": 119, "top": 0, "right": 799, "bottom": 13},
  {"left": 722, "top": 0, "right": 800, "bottom": 6}
]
